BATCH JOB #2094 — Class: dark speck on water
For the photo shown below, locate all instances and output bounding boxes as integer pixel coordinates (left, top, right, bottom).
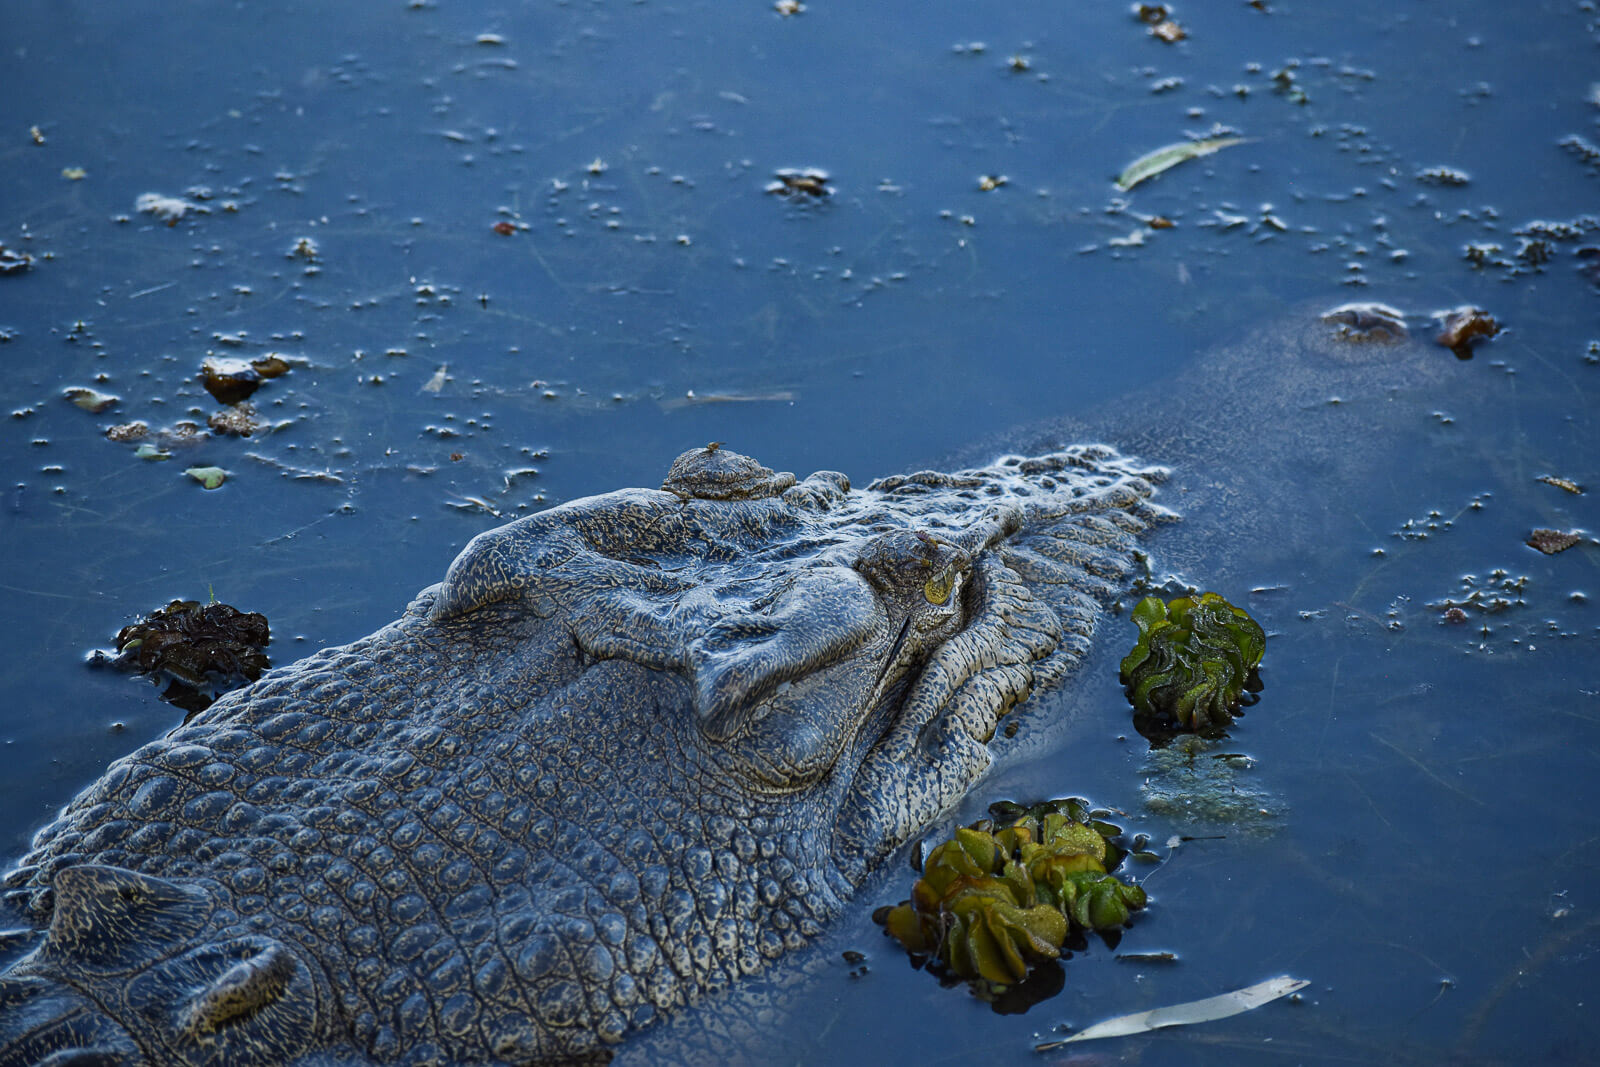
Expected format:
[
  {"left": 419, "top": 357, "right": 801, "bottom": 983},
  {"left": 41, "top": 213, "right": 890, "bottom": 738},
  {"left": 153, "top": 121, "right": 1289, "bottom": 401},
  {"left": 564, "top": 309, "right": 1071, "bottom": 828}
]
[{"left": 1, "top": 1, "right": 1597, "bottom": 1064}]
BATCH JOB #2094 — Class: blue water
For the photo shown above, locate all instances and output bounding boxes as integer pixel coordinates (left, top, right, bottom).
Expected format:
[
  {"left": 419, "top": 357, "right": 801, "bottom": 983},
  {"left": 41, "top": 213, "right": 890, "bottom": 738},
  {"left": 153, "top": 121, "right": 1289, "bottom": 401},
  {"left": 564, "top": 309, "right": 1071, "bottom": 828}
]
[{"left": 2, "top": 2, "right": 1596, "bottom": 1063}]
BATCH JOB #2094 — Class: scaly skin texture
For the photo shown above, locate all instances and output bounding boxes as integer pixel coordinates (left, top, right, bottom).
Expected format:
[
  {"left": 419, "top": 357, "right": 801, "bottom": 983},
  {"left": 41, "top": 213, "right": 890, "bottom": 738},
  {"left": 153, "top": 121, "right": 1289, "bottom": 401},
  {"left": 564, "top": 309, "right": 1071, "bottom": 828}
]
[{"left": 0, "top": 446, "right": 1170, "bottom": 1066}]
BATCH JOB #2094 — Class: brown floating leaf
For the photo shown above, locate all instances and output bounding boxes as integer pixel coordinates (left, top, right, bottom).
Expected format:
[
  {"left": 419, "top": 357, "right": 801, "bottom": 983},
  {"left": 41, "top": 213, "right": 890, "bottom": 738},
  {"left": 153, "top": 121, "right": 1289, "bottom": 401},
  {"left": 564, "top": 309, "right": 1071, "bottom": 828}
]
[
  {"left": 1527, "top": 529, "right": 1582, "bottom": 555},
  {"left": 201, "top": 357, "right": 263, "bottom": 404},
  {"left": 1435, "top": 305, "right": 1499, "bottom": 360},
  {"left": 252, "top": 354, "right": 291, "bottom": 379},
  {"left": 1538, "top": 475, "right": 1583, "bottom": 495}
]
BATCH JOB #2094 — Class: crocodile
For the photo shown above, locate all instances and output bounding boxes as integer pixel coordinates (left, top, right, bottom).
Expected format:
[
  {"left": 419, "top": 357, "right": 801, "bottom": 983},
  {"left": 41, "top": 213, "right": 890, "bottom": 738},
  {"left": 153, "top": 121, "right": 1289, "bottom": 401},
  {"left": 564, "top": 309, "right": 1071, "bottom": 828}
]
[{"left": 0, "top": 444, "right": 1171, "bottom": 1066}]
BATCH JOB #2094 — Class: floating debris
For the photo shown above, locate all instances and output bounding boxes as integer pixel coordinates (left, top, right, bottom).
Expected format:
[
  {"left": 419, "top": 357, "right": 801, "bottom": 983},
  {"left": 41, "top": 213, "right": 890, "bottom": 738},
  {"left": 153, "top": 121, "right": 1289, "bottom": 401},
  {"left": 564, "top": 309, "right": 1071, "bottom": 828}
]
[
  {"left": 105, "top": 421, "right": 150, "bottom": 443},
  {"left": 492, "top": 220, "right": 517, "bottom": 235},
  {"left": 1271, "top": 63, "right": 1307, "bottom": 104},
  {"left": 102, "top": 598, "right": 270, "bottom": 716},
  {"left": 1538, "top": 475, "right": 1583, "bottom": 495},
  {"left": 978, "top": 174, "right": 1008, "bottom": 192},
  {"left": 289, "top": 236, "right": 319, "bottom": 260},
  {"left": 199, "top": 354, "right": 289, "bottom": 405},
  {"left": 107, "top": 420, "right": 207, "bottom": 450},
  {"left": 766, "top": 168, "right": 833, "bottom": 198},
  {"left": 136, "top": 192, "right": 207, "bottom": 225},
  {"left": 475, "top": 32, "right": 506, "bottom": 45},
  {"left": 1115, "top": 137, "right": 1247, "bottom": 192},
  {"left": 0, "top": 244, "right": 32, "bottom": 275},
  {"left": 774, "top": 0, "right": 804, "bottom": 14},
  {"left": 1134, "top": 4, "right": 1187, "bottom": 42},
  {"left": 1429, "top": 570, "right": 1528, "bottom": 617},
  {"left": 422, "top": 365, "right": 449, "bottom": 393},
  {"left": 62, "top": 386, "right": 118, "bottom": 413},
  {"left": 658, "top": 389, "right": 796, "bottom": 411},
  {"left": 1434, "top": 306, "right": 1499, "bottom": 360},
  {"left": 1037, "top": 976, "right": 1308, "bottom": 1048},
  {"left": 202, "top": 358, "right": 259, "bottom": 404},
  {"left": 1560, "top": 134, "right": 1600, "bottom": 170},
  {"left": 1416, "top": 166, "right": 1471, "bottom": 186},
  {"left": 207, "top": 402, "right": 266, "bottom": 438},
  {"left": 184, "top": 466, "right": 228, "bottom": 490},
  {"left": 61, "top": 167, "right": 86, "bottom": 181},
  {"left": 1321, "top": 302, "right": 1408, "bottom": 342},
  {"left": 1527, "top": 529, "right": 1582, "bottom": 555}
]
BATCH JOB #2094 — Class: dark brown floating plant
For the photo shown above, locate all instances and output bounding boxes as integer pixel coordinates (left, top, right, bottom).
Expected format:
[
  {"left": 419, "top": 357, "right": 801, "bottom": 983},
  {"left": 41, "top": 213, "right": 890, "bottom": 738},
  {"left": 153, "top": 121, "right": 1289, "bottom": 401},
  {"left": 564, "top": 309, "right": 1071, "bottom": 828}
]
[
  {"left": 765, "top": 168, "right": 833, "bottom": 199},
  {"left": 1434, "top": 306, "right": 1500, "bottom": 360},
  {"left": 104, "top": 599, "right": 271, "bottom": 716},
  {"left": 1527, "top": 529, "right": 1582, "bottom": 555},
  {"left": 200, "top": 354, "right": 292, "bottom": 405}
]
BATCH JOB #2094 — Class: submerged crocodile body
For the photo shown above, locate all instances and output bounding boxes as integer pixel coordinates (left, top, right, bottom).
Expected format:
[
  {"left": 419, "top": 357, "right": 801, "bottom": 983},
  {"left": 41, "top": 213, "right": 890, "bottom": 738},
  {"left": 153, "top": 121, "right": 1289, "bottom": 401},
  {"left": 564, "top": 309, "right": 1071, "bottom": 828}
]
[{"left": 0, "top": 445, "right": 1170, "bottom": 1066}]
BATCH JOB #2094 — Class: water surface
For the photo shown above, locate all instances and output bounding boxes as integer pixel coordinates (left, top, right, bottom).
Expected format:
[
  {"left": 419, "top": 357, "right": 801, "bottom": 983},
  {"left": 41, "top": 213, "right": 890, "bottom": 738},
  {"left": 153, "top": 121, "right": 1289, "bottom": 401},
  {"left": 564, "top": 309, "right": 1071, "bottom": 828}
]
[{"left": 1, "top": 2, "right": 1596, "bottom": 1063}]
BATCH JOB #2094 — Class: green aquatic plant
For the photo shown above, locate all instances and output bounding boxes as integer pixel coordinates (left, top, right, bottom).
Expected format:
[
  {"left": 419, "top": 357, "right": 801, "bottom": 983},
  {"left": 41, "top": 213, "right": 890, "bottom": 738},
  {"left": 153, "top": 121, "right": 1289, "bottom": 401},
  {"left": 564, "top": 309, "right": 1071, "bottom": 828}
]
[
  {"left": 880, "top": 800, "right": 1147, "bottom": 988},
  {"left": 1120, "top": 592, "right": 1265, "bottom": 731}
]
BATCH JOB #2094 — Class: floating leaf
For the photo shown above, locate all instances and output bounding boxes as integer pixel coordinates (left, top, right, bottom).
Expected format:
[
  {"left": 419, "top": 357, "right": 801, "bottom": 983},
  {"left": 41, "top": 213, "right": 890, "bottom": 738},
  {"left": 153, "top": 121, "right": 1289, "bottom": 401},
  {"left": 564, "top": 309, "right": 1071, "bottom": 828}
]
[
  {"left": 1037, "top": 975, "right": 1309, "bottom": 1047},
  {"left": 184, "top": 466, "right": 228, "bottom": 490},
  {"left": 1115, "top": 137, "right": 1248, "bottom": 192}
]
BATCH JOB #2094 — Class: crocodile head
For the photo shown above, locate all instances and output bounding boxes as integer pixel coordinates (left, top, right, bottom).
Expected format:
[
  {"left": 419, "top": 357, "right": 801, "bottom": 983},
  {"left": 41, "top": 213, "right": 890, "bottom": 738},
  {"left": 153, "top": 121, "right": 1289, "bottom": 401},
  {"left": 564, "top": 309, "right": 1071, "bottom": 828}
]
[{"left": 1, "top": 446, "right": 1170, "bottom": 1065}]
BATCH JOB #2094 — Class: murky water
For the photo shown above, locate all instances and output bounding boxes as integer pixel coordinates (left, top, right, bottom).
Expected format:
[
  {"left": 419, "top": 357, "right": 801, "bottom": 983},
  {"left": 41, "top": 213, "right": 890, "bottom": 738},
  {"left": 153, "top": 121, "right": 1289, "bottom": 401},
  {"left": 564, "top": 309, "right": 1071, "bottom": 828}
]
[{"left": 2, "top": 2, "right": 1596, "bottom": 1063}]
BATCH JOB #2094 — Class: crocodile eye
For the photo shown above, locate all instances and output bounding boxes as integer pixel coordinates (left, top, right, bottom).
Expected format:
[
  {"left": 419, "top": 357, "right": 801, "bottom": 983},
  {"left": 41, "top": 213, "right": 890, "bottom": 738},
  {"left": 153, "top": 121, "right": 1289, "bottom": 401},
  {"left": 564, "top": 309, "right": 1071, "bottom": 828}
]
[{"left": 923, "top": 567, "right": 956, "bottom": 606}]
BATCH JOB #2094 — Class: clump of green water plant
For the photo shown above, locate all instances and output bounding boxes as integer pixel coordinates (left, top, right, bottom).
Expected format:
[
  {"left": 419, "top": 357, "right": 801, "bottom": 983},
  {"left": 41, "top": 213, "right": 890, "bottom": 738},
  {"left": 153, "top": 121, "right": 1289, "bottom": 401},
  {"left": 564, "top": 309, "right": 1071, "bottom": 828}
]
[
  {"left": 878, "top": 799, "right": 1147, "bottom": 989},
  {"left": 1120, "top": 592, "right": 1265, "bottom": 732}
]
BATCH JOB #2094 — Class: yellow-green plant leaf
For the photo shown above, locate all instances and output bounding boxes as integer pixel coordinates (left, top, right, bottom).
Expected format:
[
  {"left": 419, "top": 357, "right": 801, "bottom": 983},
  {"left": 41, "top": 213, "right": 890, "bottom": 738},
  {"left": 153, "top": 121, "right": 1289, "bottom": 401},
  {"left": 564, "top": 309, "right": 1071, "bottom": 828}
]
[{"left": 184, "top": 466, "right": 228, "bottom": 490}]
